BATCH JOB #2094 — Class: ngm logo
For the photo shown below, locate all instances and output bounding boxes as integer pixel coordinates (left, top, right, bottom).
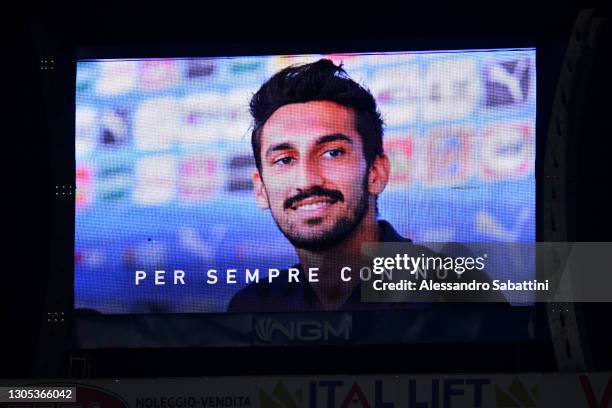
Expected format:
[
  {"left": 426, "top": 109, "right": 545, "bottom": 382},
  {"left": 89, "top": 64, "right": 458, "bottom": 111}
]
[{"left": 254, "top": 316, "right": 351, "bottom": 344}]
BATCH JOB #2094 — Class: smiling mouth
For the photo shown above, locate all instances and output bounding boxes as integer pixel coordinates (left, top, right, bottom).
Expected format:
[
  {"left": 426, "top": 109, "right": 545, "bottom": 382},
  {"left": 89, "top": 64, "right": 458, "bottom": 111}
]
[{"left": 291, "top": 196, "right": 338, "bottom": 211}]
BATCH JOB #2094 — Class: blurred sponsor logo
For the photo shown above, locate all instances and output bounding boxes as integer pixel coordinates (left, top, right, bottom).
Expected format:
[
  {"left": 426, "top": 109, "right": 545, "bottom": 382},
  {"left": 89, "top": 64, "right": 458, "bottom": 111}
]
[
  {"left": 140, "top": 59, "right": 180, "bottom": 90},
  {"left": 384, "top": 135, "right": 414, "bottom": 188},
  {"left": 425, "top": 127, "right": 472, "bottom": 186},
  {"left": 96, "top": 161, "right": 133, "bottom": 202},
  {"left": 226, "top": 154, "right": 255, "bottom": 192},
  {"left": 178, "top": 153, "right": 219, "bottom": 203},
  {"left": 342, "top": 52, "right": 418, "bottom": 77},
  {"left": 179, "top": 227, "right": 216, "bottom": 261},
  {"left": 495, "top": 377, "right": 540, "bottom": 407},
  {"left": 259, "top": 381, "right": 303, "bottom": 408},
  {"left": 180, "top": 93, "right": 223, "bottom": 144},
  {"left": 134, "top": 97, "right": 180, "bottom": 151},
  {"left": 76, "top": 62, "right": 97, "bottom": 93},
  {"left": 484, "top": 58, "right": 532, "bottom": 108},
  {"left": 180, "top": 90, "right": 251, "bottom": 144},
  {"left": 133, "top": 155, "right": 177, "bottom": 205},
  {"left": 423, "top": 59, "right": 480, "bottom": 122},
  {"left": 323, "top": 52, "right": 360, "bottom": 62},
  {"left": 123, "top": 241, "right": 168, "bottom": 270},
  {"left": 228, "top": 58, "right": 266, "bottom": 75},
  {"left": 269, "top": 55, "right": 322, "bottom": 74},
  {"left": 99, "top": 108, "right": 130, "bottom": 148},
  {"left": 255, "top": 317, "right": 351, "bottom": 343},
  {"left": 476, "top": 207, "right": 532, "bottom": 241},
  {"left": 481, "top": 122, "right": 533, "bottom": 180},
  {"left": 76, "top": 166, "right": 93, "bottom": 208},
  {"left": 371, "top": 65, "right": 422, "bottom": 126},
  {"left": 74, "top": 249, "right": 106, "bottom": 268},
  {"left": 75, "top": 107, "right": 98, "bottom": 159},
  {"left": 578, "top": 374, "right": 612, "bottom": 408},
  {"left": 96, "top": 60, "right": 138, "bottom": 96},
  {"left": 185, "top": 59, "right": 216, "bottom": 79}
]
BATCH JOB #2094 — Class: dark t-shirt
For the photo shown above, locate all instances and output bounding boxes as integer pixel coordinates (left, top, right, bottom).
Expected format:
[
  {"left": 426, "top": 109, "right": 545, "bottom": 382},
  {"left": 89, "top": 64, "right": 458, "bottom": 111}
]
[{"left": 227, "top": 220, "right": 508, "bottom": 312}]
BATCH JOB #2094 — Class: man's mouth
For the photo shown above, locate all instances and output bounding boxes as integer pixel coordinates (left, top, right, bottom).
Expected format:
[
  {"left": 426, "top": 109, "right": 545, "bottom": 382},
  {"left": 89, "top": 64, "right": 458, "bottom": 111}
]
[{"left": 290, "top": 196, "right": 338, "bottom": 211}]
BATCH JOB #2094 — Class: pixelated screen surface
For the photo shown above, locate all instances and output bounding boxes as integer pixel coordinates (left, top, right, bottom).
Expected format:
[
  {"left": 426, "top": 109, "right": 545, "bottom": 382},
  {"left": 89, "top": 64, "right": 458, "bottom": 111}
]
[{"left": 75, "top": 49, "right": 536, "bottom": 313}]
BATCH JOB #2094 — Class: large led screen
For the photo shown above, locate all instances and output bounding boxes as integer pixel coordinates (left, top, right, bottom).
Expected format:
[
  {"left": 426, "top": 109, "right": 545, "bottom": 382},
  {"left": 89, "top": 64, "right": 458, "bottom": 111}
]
[{"left": 75, "top": 49, "right": 536, "bottom": 314}]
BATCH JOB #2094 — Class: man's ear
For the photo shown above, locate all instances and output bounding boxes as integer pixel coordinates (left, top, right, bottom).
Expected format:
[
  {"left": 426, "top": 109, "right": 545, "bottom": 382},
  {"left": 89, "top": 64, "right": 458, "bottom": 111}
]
[
  {"left": 252, "top": 169, "right": 270, "bottom": 209},
  {"left": 368, "top": 153, "right": 390, "bottom": 196}
]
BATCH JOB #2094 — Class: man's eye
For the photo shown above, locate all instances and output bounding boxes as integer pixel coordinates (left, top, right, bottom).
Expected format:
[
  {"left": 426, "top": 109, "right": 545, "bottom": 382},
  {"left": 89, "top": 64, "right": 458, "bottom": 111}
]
[
  {"left": 274, "top": 156, "right": 294, "bottom": 166},
  {"left": 323, "top": 149, "right": 345, "bottom": 158}
]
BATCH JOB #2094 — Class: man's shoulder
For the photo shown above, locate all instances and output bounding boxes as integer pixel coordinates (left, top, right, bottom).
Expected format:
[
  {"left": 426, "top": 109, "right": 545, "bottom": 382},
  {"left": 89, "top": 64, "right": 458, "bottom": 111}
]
[{"left": 378, "top": 220, "right": 412, "bottom": 243}]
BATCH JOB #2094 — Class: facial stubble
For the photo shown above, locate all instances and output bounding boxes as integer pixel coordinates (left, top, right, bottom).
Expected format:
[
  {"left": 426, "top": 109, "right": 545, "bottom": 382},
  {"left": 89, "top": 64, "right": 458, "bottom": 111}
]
[{"left": 264, "top": 175, "right": 371, "bottom": 252}]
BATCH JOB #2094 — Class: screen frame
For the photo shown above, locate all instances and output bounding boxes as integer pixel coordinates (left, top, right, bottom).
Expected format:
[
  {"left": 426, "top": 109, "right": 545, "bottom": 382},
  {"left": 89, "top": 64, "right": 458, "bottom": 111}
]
[{"left": 35, "top": 34, "right": 565, "bottom": 374}]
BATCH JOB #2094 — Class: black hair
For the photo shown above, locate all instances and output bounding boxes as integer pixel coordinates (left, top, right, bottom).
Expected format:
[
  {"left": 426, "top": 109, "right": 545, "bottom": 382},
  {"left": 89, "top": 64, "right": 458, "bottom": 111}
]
[{"left": 249, "top": 58, "right": 385, "bottom": 171}]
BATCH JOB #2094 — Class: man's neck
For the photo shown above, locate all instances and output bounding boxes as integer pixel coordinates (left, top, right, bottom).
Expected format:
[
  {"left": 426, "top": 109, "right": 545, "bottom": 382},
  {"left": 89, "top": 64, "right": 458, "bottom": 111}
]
[{"left": 296, "top": 213, "right": 382, "bottom": 310}]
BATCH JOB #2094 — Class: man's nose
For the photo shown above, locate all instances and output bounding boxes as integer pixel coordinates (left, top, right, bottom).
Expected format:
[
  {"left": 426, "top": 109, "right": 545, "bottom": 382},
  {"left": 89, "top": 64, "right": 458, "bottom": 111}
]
[{"left": 293, "top": 157, "right": 324, "bottom": 191}]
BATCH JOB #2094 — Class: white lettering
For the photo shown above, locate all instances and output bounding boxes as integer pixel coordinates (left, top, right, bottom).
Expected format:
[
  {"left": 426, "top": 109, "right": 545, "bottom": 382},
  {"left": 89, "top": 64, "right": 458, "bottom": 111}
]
[
  {"left": 174, "top": 270, "right": 185, "bottom": 285},
  {"left": 341, "top": 267, "right": 352, "bottom": 282},
  {"left": 245, "top": 268, "right": 259, "bottom": 283},
  {"left": 268, "top": 268, "right": 280, "bottom": 282},
  {"left": 288, "top": 268, "right": 300, "bottom": 282},
  {"left": 226, "top": 269, "right": 237, "bottom": 284},
  {"left": 135, "top": 271, "right": 146, "bottom": 285},
  {"left": 155, "top": 270, "right": 165, "bottom": 285},
  {"left": 207, "top": 269, "right": 218, "bottom": 284},
  {"left": 309, "top": 268, "right": 319, "bottom": 282}
]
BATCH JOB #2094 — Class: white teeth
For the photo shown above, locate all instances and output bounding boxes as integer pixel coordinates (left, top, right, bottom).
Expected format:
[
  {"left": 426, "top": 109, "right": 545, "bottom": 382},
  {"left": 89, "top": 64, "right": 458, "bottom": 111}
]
[{"left": 297, "top": 202, "right": 328, "bottom": 211}]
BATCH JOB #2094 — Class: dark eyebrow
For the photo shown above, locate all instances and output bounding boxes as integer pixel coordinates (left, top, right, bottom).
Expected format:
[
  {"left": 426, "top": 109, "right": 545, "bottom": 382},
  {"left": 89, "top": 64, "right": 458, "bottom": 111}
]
[
  {"left": 264, "top": 133, "right": 354, "bottom": 160},
  {"left": 265, "top": 142, "right": 295, "bottom": 159},
  {"left": 316, "top": 133, "right": 354, "bottom": 146}
]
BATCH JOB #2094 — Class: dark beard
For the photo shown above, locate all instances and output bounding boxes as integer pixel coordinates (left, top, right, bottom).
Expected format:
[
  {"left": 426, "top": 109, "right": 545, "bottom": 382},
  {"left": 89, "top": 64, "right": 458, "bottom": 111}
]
[{"left": 275, "top": 177, "right": 370, "bottom": 252}]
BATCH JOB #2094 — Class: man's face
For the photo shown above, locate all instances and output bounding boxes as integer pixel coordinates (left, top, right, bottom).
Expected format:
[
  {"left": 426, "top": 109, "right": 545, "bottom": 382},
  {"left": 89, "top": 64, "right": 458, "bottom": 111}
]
[{"left": 253, "top": 100, "right": 379, "bottom": 251}]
